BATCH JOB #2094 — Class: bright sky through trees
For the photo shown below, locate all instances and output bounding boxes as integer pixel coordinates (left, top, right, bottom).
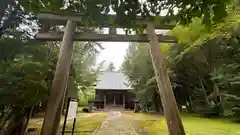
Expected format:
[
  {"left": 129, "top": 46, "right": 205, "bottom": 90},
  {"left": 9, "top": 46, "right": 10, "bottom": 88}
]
[{"left": 96, "top": 27, "right": 169, "bottom": 70}]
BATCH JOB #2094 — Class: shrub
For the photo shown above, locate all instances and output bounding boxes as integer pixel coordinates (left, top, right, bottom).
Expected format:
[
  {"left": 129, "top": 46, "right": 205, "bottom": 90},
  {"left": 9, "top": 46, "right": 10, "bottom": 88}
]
[{"left": 82, "top": 108, "right": 90, "bottom": 113}]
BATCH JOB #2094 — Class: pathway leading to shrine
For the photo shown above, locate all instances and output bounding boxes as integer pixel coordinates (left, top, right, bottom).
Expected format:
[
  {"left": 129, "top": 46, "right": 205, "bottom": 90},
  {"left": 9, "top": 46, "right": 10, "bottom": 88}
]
[{"left": 94, "top": 111, "right": 146, "bottom": 135}]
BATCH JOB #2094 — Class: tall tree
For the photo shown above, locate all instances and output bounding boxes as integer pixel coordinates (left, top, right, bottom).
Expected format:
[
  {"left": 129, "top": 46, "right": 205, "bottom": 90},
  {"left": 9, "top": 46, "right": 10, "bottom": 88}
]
[
  {"left": 106, "top": 62, "right": 116, "bottom": 72},
  {"left": 0, "top": 39, "right": 58, "bottom": 135},
  {"left": 165, "top": 11, "right": 240, "bottom": 118},
  {"left": 71, "top": 42, "right": 102, "bottom": 98},
  {"left": 0, "top": 1, "right": 54, "bottom": 134},
  {"left": 122, "top": 43, "right": 163, "bottom": 112}
]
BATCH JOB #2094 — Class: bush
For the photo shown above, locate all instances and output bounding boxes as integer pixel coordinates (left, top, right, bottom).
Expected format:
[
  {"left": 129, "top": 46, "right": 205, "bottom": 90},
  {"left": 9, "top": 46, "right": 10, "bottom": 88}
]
[
  {"left": 82, "top": 108, "right": 90, "bottom": 113},
  {"left": 233, "top": 106, "right": 240, "bottom": 121}
]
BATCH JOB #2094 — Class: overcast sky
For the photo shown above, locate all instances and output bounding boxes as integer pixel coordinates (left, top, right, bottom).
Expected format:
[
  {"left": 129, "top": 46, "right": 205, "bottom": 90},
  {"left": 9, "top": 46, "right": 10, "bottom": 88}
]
[
  {"left": 96, "top": 42, "right": 129, "bottom": 70},
  {"left": 95, "top": 28, "right": 169, "bottom": 70},
  {"left": 95, "top": 28, "right": 131, "bottom": 70}
]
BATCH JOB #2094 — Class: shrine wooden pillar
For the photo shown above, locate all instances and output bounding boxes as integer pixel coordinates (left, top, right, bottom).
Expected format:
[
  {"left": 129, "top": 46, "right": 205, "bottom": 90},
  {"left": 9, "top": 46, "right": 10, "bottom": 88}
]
[
  {"left": 40, "top": 20, "right": 76, "bottom": 135},
  {"left": 146, "top": 22, "right": 186, "bottom": 135},
  {"left": 104, "top": 94, "right": 106, "bottom": 108},
  {"left": 123, "top": 91, "right": 125, "bottom": 108},
  {"left": 113, "top": 95, "right": 116, "bottom": 107}
]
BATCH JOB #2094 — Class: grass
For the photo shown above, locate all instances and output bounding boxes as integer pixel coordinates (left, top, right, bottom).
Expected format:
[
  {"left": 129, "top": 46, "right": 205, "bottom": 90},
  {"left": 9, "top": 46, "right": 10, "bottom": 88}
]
[
  {"left": 64, "top": 112, "right": 107, "bottom": 135},
  {"left": 126, "top": 113, "right": 240, "bottom": 135},
  {"left": 77, "top": 106, "right": 89, "bottom": 113},
  {"left": 28, "top": 112, "right": 107, "bottom": 135}
]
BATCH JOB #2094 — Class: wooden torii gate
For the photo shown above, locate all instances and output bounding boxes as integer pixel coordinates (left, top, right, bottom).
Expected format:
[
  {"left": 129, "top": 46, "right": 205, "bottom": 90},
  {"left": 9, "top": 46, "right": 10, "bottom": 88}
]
[{"left": 36, "top": 13, "right": 185, "bottom": 135}]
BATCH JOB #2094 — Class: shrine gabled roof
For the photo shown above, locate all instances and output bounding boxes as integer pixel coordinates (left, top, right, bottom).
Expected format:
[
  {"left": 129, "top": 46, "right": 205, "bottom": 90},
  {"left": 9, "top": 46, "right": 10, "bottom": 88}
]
[{"left": 96, "top": 72, "right": 132, "bottom": 90}]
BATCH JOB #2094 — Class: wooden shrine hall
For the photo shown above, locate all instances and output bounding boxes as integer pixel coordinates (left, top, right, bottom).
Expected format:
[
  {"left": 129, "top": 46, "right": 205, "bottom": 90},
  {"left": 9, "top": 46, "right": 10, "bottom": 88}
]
[{"left": 89, "top": 72, "right": 136, "bottom": 109}]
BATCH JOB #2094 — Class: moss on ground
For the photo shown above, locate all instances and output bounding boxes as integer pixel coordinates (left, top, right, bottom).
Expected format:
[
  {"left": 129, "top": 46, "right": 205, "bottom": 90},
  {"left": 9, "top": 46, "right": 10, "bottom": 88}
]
[
  {"left": 126, "top": 113, "right": 240, "bottom": 135},
  {"left": 64, "top": 113, "right": 107, "bottom": 135},
  {"left": 28, "top": 112, "right": 107, "bottom": 135}
]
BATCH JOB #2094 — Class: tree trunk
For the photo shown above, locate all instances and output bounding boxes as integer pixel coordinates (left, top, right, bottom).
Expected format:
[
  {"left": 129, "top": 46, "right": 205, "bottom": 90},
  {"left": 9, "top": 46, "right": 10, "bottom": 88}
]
[
  {"left": 153, "top": 90, "right": 163, "bottom": 113},
  {"left": 22, "top": 107, "right": 34, "bottom": 135},
  {"left": 0, "top": 110, "right": 26, "bottom": 135},
  {"left": 0, "top": 111, "right": 12, "bottom": 132},
  {"left": 0, "top": 105, "right": 4, "bottom": 120},
  {"left": 146, "top": 23, "right": 185, "bottom": 135},
  {"left": 40, "top": 21, "right": 76, "bottom": 135}
]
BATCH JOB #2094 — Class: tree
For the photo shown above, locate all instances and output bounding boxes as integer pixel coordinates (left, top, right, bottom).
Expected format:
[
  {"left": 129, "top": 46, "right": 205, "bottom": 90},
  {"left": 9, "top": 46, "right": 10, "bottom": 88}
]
[
  {"left": 19, "top": 0, "right": 231, "bottom": 31},
  {"left": 106, "top": 62, "right": 116, "bottom": 72},
  {"left": 122, "top": 43, "right": 163, "bottom": 112},
  {"left": 0, "top": 1, "right": 37, "bottom": 38},
  {"left": 0, "top": 5, "right": 102, "bottom": 133},
  {"left": 0, "top": 2, "right": 56, "bottom": 134},
  {"left": 164, "top": 11, "right": 240, "bottom": 118},
  {"left": 0, "top": 39, "right": 58, "bottom": 135},
  {"left": 0, "top": 39, "right": 102, "bottom": 135},
  {"left": 70, "top": 41, "right": 102, "bottom": 103},
  {"left": 121, "top": 9, "right": 240, "bottom": 120}
]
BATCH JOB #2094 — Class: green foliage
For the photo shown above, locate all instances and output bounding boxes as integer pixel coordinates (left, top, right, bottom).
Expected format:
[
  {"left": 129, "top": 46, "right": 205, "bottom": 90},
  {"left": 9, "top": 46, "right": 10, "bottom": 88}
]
[
  {"left": 71, "top": 42, "right": 101, "bottom": 102},
  {"left": 0, "top": 36, "right": 100, "bottom": 135},
  {"left": 0, "top": 2, "right": 58, "bottom": 133},
  {"left": 165, "top": 12, "right": 240, "bottom": 118},
  {"left": 170, "top": 18, "right": 207, "bottom": 44},
  {"left": 0, "top": 2, "right": 103, "bottom": 134},
  {"left": 0, "top": 36, "right": 59, "bottom": 134},
  {"left": 0, "top": 38, "right": 100, "bottom": 134},
  {"left": 122, "top": 10, "right": 240, "bottom": 119},
  {"left": 105, "top": 62, "right": 116, "bottom": 72},
  {"left": 78, "top": 89, "right": 95, "bottom": 106},
  {"left": 121, "top": 43, "right": 162, "bottom": 112},
  {"left": 0, "top": 39, "right": 57, "bottom": 109},
  {"left": 18, "top": 0, "right": 232, "bottom": 31},
  {"left": 0, "top": 1, "right": 37, "bottom": 38}
]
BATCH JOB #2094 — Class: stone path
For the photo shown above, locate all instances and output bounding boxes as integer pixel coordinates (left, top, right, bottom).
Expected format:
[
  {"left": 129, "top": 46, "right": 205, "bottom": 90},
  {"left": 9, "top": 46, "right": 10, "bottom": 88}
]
[{"left": 94, "top": 111, "right": 139, "bottom": 135}]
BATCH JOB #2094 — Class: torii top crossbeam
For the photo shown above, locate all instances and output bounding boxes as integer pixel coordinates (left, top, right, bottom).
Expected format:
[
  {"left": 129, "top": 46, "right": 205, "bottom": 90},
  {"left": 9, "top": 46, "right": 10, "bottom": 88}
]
[
  {"left": 37, "top": 13, "right": 176, "bottom": 29},
  {"left": 36, "top": 13, "right": 177, "bottom": 43}
]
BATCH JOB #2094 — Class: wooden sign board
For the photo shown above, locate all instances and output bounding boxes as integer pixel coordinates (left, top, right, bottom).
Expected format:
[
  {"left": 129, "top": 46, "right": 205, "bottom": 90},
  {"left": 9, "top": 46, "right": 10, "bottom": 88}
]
[{"left": 67, "top": 99, "right": 78, "bottom": 120}]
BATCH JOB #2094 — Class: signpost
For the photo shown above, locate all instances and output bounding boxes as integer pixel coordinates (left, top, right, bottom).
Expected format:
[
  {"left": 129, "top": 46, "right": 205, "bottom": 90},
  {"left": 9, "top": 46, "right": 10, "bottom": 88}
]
[{"left": 62, "top": 98, "right": 78, "bottom": 135}]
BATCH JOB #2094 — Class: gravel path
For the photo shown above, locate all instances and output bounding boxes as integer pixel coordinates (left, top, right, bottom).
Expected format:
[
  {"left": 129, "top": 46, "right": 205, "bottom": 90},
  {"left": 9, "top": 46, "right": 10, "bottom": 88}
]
[{"left": 94, "top": 111, "right": 139, "bottom": 135}]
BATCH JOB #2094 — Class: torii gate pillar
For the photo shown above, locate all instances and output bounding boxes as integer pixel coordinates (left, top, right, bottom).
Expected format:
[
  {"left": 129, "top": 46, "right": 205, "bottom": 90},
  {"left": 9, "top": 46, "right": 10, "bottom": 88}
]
[
  {"left": 147, "top": 23, "right": 186, "bottom": 135},
  {"left": 41, "top": 20, "right": 76, "bottom": 135}
]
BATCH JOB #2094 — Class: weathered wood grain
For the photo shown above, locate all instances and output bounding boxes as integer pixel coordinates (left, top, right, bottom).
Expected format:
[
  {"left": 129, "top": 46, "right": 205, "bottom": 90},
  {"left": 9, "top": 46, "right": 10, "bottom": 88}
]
[
  {"left": 40, "top": 21, "right": 76, "bottom": 135},
  {"left": 38, "top": 13, "right": 176, "bottom": 29},
  {"left": 35, "top": 32, "right": 176, "bottom": 43},
  {"left": 147, "top": 22, "right": 186, "bottom": 135}
]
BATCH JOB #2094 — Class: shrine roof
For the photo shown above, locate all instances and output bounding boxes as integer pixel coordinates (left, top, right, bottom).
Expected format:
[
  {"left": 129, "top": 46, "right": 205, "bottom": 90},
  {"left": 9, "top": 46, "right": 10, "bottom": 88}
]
[{"left": 96, "top": 72, "right": 132, "bottom": 90}]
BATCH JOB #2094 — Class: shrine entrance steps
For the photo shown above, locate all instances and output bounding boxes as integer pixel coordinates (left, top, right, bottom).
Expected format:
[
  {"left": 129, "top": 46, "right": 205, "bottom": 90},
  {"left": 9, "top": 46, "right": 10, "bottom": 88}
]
[{"left": 104, "top": 105, "right": 125, "bottom": 112}]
